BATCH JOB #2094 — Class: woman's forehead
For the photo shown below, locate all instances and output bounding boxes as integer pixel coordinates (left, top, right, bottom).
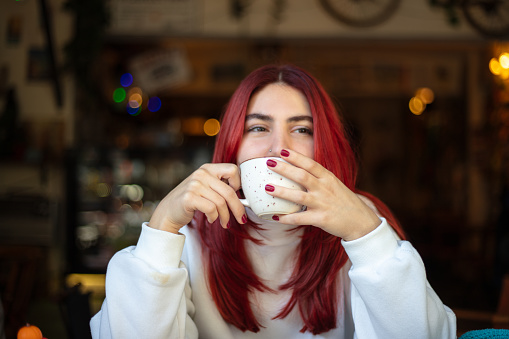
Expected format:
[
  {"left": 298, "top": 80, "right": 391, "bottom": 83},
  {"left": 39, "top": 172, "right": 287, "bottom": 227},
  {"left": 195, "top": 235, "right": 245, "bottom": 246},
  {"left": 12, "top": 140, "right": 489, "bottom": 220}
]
[{"left": 247, "top": 84, "right": 311, "bottom": 116}]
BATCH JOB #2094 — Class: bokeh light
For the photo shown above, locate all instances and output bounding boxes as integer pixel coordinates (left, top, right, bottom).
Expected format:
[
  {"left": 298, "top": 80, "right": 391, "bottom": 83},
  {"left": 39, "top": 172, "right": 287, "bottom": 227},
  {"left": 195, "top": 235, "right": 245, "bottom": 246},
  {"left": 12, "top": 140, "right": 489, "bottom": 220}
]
[
  {"left": 119, "top": 184, "right": 144, "bottom": 201},
  {"left": 127, "top": 104, "right": 141, "bottom": 116},
  {"left": 490, "top": 58, "right": 502, "bottom": 75},
  {"left": 120, "top": 73, "right": 133, "bottom": 87},
  {"left": 128, "top": 93, "right": 143, "bottom": 109},
  {"left": 409, "top": 97, "right": 425, "bottom": 115},
  {"left": 415, "top": 87, "right": 434, "bottom": 104},
  {"left": 204, "top": 118, "right": 221, "bottom": 136},
  {"left": 96, "top": 183, "right": 112, "bottom": 197},
  {"left": 499, "top": 53, "right": 509, "bottom": 69},
  {"left": 115, "top": 84, "right": 158, "bottom": 116},
  {"left": 113, "top": 88, "right": 126, "bottom": 103},
  {"left": 147, "top": 97, "right": 162, "bottom": 112}
]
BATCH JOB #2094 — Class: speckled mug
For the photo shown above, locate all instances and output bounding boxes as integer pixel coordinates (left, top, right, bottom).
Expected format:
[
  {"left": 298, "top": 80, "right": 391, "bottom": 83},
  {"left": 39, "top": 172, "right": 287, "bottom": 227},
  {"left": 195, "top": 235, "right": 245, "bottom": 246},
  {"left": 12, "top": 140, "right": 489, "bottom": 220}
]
[{"left": 239, "top": 157, "right": 305, "bottom": 220}]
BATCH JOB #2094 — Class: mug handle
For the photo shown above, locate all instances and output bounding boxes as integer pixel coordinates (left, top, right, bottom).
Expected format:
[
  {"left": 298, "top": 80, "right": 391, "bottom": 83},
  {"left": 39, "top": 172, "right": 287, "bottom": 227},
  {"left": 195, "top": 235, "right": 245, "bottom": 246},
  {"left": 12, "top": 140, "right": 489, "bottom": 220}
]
[{"left": 239, "top": 199, "right": 250, "bottom": 208}]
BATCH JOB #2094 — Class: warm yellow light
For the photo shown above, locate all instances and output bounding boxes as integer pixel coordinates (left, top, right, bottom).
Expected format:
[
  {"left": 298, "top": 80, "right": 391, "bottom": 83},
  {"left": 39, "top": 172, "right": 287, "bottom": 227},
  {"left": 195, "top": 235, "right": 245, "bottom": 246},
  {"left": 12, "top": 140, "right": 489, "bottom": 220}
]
[
  {"left": 128, "top": 93, "right": 143, "bottom": 108},
  {"left": 490, "top": 58, "right": 502, "bottom": 75},
  {"left": 96, "top": 183, "right": 111, "bottom": 197},
  {"left": 499, "top": 53, "right": 509, "bottom": 69},
  {"left": 409, "top": 97, "right": 425, "bottom": 115},
  {"left": 204, "top": 119, "right": 220, "bottom": 136},
  {"left": 415, "top": 87, "right": 434, "bottom": 104},
  {"left": 500, "top": 68, "right": 509, "bottom": 80}
]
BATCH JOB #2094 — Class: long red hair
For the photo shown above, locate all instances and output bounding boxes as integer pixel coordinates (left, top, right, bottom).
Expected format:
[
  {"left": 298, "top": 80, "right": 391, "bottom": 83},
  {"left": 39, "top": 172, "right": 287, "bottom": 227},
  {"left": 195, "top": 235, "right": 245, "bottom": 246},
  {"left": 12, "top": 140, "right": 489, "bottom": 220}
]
[{"left": 190, "top": 64, "right": 405, "bottom": 334}]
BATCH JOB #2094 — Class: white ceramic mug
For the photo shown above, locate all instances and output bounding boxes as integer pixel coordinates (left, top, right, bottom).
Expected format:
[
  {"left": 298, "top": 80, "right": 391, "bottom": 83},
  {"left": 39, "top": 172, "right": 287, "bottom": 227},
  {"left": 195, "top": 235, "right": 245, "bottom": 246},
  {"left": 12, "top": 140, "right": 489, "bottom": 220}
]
[{"left": 239, "top": 157, "right": 305, "bottom": 220}]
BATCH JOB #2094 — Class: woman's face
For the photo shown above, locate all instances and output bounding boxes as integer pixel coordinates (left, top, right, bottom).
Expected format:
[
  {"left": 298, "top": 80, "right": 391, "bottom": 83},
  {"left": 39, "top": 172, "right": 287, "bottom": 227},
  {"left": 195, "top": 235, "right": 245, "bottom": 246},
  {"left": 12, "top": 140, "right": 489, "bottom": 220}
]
[{"left": 237, "top": 83, "right": 315, "bottom": 165}]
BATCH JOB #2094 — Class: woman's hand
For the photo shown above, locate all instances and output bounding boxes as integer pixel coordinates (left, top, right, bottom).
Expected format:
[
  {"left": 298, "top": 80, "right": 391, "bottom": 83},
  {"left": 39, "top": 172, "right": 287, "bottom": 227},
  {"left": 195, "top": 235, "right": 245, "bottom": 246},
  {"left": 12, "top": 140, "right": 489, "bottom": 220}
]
[
  {"left": 148, "top": 163, "right": 247, "bottom": 234},
  {"left": 266, "top": 149, "right": 381, "bottom": 241}
]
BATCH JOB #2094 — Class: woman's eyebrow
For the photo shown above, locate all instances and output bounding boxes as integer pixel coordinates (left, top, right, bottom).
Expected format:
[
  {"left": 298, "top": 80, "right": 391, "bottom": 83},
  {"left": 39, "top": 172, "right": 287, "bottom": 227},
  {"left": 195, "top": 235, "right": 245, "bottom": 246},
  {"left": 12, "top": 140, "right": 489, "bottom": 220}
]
[
  {"left": 245, "top": 113, "right": 272, "bottom": 121},
  {"left": 287, "top": 116, "right": 313, "bottom": 123},
  {"left": 245, "top": 113, "right": 313, "bottom": 124}
]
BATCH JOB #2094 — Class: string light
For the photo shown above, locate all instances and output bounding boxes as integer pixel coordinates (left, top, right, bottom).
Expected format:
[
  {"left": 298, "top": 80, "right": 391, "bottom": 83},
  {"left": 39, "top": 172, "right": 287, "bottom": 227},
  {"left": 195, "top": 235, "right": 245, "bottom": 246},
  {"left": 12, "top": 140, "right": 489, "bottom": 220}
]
[
  {"left": 490, "top": 58, "right": 502, "bottom": 75},
  {"left": 499, "top": 53, "right": 509, "bottom": 69},
  {"left": 415, "top": 87, "right": 434, "bottom": 104},
  {"left": 113, "top": 88, "right": 126, "bottom": 103},
  {"left": 120, "top": 73, "right": 133, "bottom": 87},
  {"left": 147, "top": 97, "right": 162, "bottom": 112},
  {"left": 204, "top": 118, "right": 221, "bottom": 136},
  {"left": 127, "top": 104, "right": 141, "bottom": 116},
  {"left": 409, "top": 97, "right": 425, "bottom": 115},
  {"left": 128, "top": 93, "right": 143, "bottom": 109},
  {"left": 113, "top": 74, "right": 163, "bottom": 117}
]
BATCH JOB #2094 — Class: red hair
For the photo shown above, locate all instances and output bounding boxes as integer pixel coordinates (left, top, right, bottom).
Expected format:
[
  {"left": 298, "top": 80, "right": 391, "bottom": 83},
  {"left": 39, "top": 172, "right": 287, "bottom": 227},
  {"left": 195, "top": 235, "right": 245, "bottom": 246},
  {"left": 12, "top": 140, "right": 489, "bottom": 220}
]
[{"left": 190, "top": 64, "right": 405, "bottom": 334}]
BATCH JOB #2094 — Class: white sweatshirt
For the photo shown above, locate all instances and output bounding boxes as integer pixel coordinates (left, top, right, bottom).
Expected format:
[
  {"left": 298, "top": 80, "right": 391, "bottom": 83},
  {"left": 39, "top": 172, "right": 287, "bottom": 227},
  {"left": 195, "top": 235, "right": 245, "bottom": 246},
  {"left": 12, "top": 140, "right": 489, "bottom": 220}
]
[{"left": 90, "top": 214, "right": 457, "bottom": 339}]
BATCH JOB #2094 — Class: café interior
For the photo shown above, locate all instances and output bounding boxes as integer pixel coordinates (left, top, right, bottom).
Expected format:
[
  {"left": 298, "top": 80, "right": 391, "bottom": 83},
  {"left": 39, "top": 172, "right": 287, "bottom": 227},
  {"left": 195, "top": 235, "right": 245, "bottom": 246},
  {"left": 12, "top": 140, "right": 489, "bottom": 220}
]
[{"left": 1, "top": 0, "right": 509, "bottom": 338}]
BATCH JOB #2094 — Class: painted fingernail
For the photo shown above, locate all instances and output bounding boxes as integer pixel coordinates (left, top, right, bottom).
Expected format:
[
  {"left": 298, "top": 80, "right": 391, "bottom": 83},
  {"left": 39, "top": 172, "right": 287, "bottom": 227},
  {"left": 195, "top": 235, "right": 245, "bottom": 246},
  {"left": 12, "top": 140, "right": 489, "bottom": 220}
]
[
  {"left": 272, "top": 215, "right": 279, "bottom": 221},
  {"left": 226, "top": 221, "right": 230, "bottom": 229},
  {"left": 266, "top": 159, "right": 277, "bottom": 167},
  {"left": 242, "top": 214, "right": 247, "bottom": 223},
  {"left": 281, "top": 149, "right": 290, "bottom": 157},
  {"left": 265, "top": 184, "right": 275, "bottom": 192}
]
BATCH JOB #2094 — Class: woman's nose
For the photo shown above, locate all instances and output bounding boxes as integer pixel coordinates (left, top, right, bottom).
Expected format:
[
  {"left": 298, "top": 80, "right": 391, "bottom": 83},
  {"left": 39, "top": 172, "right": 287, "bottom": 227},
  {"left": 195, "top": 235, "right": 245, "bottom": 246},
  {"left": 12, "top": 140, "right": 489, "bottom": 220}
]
[
  {"left": 267, "top": 133, "right": 290, "bottom": 157},
  {"left": 267, "top": 148, "right": 278, "bottom": 157}
]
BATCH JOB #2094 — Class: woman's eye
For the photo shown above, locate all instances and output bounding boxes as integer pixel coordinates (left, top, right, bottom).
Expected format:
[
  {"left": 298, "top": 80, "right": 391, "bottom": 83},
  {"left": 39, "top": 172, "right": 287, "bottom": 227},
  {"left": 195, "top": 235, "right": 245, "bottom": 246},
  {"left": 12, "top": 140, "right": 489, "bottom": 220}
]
[
  {"left": 247, "top": 126, "right": 267, "bottom": 132},
  {"left": 295, "top": 127, "right": 313, "bottom": 135}
]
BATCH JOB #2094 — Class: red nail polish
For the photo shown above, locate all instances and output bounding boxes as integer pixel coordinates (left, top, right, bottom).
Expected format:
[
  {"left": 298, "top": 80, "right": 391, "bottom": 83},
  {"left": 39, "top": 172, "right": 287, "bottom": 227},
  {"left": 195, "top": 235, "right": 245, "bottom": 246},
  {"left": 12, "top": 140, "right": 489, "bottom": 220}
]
[
  {"left": 272, "top": 215, "right": 279, "bottom": 221},
  {"left": 265, "top": 184, "right": 275, "bottom": 192},
  {"left": 242, "top": 215, "right": 247, "bottom": 223},
  {"left": 281, "top": 149, "right": 290, "bottom": 157},
  {"left": 226, "top": 221, "right": 230, "bottom": 229},
  {"left": 266, "top": 159, "right": 277, "bottom": 167}
]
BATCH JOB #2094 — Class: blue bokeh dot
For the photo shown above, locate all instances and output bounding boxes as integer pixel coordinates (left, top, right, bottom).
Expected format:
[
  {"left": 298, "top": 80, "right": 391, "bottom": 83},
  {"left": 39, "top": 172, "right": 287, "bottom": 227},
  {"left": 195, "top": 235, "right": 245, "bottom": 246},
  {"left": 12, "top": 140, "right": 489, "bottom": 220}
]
[
  {"left": 147, "top": 97, "right": 162, "bottom": 112},
  {"left": 120, "top": 73, "right": 133, "bottom": 87},
  {"left": 127, "top": 104, "right": 140, "bottom": 116}
]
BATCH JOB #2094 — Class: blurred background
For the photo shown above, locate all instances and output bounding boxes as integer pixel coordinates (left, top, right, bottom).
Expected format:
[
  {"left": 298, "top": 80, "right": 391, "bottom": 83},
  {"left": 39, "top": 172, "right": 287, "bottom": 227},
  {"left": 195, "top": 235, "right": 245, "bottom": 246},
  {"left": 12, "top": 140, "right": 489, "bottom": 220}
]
[{"left": 1, "top": 0, "right": 509, "bottom": 338}]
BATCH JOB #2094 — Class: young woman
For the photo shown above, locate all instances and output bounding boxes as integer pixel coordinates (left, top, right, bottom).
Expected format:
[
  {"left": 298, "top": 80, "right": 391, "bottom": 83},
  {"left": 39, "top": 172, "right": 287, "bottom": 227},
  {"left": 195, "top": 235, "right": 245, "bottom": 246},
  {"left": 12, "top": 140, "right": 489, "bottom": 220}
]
[{"left": 91, "top": 64, "right": 456, "bottom": 338}]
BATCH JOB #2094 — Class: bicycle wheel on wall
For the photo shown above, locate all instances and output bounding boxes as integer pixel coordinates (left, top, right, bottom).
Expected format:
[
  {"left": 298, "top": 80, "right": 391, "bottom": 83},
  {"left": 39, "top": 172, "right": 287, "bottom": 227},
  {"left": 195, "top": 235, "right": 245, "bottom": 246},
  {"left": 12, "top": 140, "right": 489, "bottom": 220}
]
[
  {"left": 462, "top": 0, "right": 509, "bottom": 38},
  {"left": 318, "top": 0, "right": 401, "bottom": 27}
]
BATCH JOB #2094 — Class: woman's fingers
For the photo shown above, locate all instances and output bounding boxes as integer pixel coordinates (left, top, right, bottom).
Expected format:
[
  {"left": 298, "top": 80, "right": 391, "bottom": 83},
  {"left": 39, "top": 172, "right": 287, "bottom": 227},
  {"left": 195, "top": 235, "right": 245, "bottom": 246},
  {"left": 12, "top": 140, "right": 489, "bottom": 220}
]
[
  {"left": 205, "top": 180, "right": 245, "bottom": 228},
  {"left": 198, "top": 164, "right": 246, "bottom": 225},
  {"left": 265, "top": 184, "right": 309, "bottom": 207},
  {"left": 279, "top": 148, "right": 328, "bottom": 180},
  {"left": 264, "top": 149, "right": 380, "bottom": 239},
  {"left": 181, "top": 180, "right": 229, "bottom": 228},
  {"left": 266, "top": 154, "right": 323, "bottom": 198},
  {"left": 149, "top": 163, "right": 246, "bottom": 233},
  {"left": 199, "top": 163, "right": 242, "bottom": 191},
  {"left": 276, "top": 209, "right": 314, "bottom": 227}
]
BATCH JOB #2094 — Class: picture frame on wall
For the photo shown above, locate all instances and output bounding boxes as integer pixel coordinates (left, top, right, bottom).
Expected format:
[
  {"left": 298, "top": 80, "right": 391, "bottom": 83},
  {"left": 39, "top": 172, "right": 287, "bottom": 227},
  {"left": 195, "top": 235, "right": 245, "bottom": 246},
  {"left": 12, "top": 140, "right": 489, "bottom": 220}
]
[
  {"left": 6, "top": 15, "right": 22, "bottom": 44},
  {"left": 108, "top": 0, "right": 202, "bottom": 36},
  {"left": 27, "top": 48, "right": 51, "bottom": 81}
]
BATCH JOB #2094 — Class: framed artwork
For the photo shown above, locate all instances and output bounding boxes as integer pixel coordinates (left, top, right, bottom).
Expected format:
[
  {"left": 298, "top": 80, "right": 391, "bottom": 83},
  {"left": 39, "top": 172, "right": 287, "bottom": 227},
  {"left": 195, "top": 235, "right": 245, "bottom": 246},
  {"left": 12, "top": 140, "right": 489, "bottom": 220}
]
[
  {"left": 27, "top": 48, "right": 50, "bottom": 80},
  {"left": 6, "top": 15, "right": 22, "bottom": 44},
  {"left": 108, "top": 0, "right": 202, "bottom": 35}
]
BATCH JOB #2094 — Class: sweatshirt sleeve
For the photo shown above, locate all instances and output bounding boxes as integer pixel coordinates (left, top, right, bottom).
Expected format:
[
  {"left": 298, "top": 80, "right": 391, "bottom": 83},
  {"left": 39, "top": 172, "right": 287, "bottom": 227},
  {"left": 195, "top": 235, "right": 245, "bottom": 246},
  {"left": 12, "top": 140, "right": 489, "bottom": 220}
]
[
  {"left": 90, "top": 223, "right": 199, "bottom": 339},
  {"left": 341, "top": 218, "right": 457, "bottom": 339}
]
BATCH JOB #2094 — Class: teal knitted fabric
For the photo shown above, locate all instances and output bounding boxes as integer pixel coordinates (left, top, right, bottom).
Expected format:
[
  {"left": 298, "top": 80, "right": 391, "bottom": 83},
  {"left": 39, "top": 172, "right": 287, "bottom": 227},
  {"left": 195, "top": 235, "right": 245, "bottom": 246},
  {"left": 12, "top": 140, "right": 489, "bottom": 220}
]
[{"left": 460, "top": 329, "right": 509, "bottom": 339}]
